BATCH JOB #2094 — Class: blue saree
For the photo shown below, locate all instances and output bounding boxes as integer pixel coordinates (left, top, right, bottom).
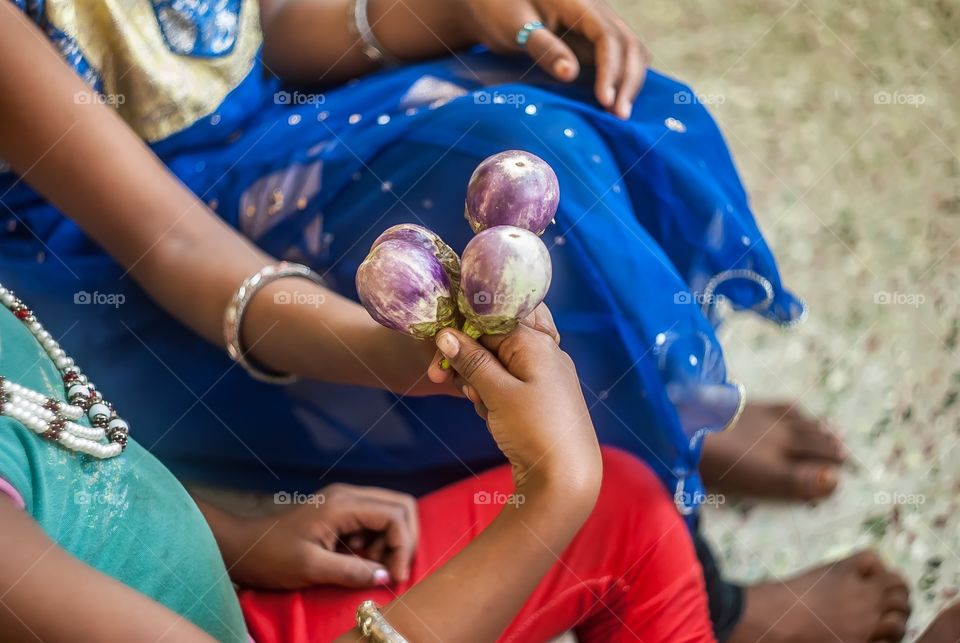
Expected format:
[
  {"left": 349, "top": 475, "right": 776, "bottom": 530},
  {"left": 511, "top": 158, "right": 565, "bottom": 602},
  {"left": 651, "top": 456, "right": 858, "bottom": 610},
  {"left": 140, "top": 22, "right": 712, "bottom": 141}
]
[{"left": 1, "top": 0, "right": 803, "bottom": 518}]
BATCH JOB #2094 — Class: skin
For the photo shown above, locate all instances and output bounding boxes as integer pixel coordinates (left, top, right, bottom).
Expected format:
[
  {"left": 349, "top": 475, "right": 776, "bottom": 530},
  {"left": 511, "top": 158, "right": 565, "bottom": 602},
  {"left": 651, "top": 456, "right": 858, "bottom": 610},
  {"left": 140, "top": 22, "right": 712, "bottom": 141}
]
[
  {"left": 916, "top": 602, "right": 960, "bottom": 643},
  {"left": 0, "top": 321, "right": 602, "bottom": 642},
  {"left": 700, "top": 403, "right": 849, "bottom": 501},
  {"left": 727, "top": 551, "right": 910, "bottom": 643},
  {"left": 260, "top": 0, "right": 649, "bottom": 118},
  {"left": 0, "top": 0, "right": 647, "bottom": 393}
]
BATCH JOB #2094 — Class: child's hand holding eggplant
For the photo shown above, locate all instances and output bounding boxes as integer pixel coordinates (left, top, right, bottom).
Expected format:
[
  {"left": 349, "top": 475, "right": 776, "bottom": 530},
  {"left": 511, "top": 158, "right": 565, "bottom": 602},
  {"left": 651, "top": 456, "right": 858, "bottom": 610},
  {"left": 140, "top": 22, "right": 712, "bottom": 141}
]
[{"left": 434, "top": 321, "right": 601, "bottom": 509}]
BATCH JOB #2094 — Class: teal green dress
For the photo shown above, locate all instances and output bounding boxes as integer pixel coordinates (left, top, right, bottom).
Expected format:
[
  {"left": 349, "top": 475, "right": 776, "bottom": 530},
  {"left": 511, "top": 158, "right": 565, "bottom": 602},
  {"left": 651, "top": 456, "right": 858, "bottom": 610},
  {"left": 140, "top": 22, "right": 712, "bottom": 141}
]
[{"left": 0, "top": 306, "right": 249, "bottom": 642}]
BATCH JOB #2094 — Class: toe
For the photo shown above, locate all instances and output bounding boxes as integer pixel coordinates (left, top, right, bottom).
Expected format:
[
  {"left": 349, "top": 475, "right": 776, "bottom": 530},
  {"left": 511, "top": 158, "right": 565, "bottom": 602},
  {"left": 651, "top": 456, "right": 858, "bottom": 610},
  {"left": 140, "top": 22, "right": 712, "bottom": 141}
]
[
  {"left": 786, "top": 419, "right": 848, "bottom": 463},
  {"left": 872, "top": 609, "right": 908, "bottom": 642},
  {"left": 789, "top": 463, "right": 840, "bottom": 500},
  {"left": 849, "top": 550, "right": 885, "bottom": 577},
  {"left": 881, "top": 572, "right": 911, "bottom": 615}
]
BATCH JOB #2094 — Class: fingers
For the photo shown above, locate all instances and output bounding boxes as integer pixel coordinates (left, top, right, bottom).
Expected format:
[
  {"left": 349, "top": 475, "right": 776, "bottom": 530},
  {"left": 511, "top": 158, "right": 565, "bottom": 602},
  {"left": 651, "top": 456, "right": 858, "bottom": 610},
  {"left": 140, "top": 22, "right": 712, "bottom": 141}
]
[
  {"left": 555, "top": 4, "right": 647, "bottom": 119},
  {"left": 521, "top": 303, "right": 560, "bottom": 344},
  {"left": 347, "top": 487, "right": 420, "bottom": 551},
  {"left": 613, "top": 29, "right": 647, "bottom": 119},
  {"left": 436, "top": 329, "right": 514, "bottom": 399},
  {"left": 308, "top": 548, "right": 392, "bottom": 588},
  {"left": 345, "top": 493, "right": 418, "bottom": 583},
  {"left": 526, "top": 26, "right": 580, "bottom": 82},
  {"left": 426, "top": 348, "right": 460, "bottom": 390},
  {"left": 482, "top": 323, "right": 566, "bottom": 382}
]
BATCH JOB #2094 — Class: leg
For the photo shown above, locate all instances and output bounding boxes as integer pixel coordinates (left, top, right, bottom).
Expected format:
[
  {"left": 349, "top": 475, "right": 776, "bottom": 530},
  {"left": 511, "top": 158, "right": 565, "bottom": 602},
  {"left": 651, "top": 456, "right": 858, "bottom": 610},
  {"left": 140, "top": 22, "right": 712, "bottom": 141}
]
[
  {"left": 918, "top": 602, "right": 960, "bottom": 643},
  {"left": 700, "top": 403, "right": 848, "bottom": 502},
  {"left": 239, "top": 447, "right": 715, "bottom": 643}
]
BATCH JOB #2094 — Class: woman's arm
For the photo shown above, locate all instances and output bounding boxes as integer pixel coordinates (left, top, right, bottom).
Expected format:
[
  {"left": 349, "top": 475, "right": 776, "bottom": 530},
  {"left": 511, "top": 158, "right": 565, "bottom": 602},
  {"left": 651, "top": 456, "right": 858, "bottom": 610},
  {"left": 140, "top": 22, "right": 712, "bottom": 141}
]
[
  {"left": 259, "top": 0, "right": 475, "bottom": 83},
  {"left": 0, "top": 6, "right": 439, "bottom": 394},
  {"left": 0, "top": 497, "right": 216, "bottom": 643},
  {"left": 259, "top": 0, "right": 648, "bottom": 119}
]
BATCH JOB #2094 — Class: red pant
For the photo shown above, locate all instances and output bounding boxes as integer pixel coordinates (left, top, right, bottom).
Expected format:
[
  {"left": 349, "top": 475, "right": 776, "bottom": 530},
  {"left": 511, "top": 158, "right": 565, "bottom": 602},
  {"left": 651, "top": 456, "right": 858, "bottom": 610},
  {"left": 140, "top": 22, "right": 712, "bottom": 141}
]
[{"left": 240, "top": 448, "right": 714, "bottom": 642}]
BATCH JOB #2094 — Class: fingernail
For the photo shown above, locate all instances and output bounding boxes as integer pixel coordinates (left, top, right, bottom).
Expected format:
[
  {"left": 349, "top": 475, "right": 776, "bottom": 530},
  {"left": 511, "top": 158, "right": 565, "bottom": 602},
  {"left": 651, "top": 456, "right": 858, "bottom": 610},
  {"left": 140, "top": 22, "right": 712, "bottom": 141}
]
[
  {"left": 462, "top": 385, "right": 471, "bottom": 398},
  {"left": 554, "top": 59, "right": 573, "bottom": 77},
  {"left": 436, "top": 332, "right": 459, "bottom": 358},
  {"left": 620, "top": 102, "right": 633, "bottom": 119},
  {"left": 373, "top": 568, "right": 391, "bottom": 585}
]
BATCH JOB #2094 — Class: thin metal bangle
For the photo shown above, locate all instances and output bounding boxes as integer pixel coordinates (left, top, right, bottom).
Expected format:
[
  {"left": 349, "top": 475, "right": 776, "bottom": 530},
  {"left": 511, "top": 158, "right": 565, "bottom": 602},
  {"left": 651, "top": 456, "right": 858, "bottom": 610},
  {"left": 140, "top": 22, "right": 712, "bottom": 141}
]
[
  {"left": 350, "top": 0, "right": 401, "bottom": 66},
  {"left": 223, "top": 262, "right": 324, "bottom": 385},
  {"left": 356, "top": 601, "right": 409, "bottom": 643}
]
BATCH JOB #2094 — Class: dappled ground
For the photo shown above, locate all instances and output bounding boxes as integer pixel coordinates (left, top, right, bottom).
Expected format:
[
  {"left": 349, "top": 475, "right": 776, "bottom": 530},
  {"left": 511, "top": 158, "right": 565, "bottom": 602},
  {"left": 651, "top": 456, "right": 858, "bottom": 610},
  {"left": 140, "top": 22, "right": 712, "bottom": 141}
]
[{"left": 610, "top": 0, "right": 959, "bottom": 638}]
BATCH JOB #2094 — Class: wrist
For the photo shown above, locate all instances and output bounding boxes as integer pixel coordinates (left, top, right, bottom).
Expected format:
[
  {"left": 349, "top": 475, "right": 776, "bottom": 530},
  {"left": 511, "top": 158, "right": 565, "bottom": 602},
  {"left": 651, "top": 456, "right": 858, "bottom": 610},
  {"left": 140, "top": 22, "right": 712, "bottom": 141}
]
[{"left": 516, "top": 452, "right": 602, "bottom": 521}]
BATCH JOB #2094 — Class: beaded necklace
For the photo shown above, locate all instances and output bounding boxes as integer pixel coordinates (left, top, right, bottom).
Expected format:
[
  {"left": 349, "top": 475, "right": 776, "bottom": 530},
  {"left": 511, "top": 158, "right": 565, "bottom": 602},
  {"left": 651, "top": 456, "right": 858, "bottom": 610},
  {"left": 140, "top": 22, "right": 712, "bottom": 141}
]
[{"left": 0, "top": 284, "right": 127, "bottom": 458}]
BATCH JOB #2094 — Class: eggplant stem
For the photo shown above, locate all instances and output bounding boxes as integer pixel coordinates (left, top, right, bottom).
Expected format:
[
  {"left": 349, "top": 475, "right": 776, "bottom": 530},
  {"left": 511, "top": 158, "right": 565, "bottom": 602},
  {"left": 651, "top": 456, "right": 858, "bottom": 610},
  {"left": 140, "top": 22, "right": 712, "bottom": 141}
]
[{"left": 461, "top": 319, "right": 483, "bottom": 339}]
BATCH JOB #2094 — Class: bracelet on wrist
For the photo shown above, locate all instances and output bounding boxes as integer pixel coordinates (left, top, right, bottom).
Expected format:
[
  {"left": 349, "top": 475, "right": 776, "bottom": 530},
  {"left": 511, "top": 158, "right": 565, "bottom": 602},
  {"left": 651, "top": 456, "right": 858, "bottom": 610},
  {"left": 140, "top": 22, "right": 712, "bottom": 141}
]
[
  {"left": 357, "top": 601, "right": 408, "bottom": 643},
  {"left": 222, "top": 262, "right": 325, "bottom": 384},
  {"left": 348, "top": 0, "right": 401, "bottom": 66}
]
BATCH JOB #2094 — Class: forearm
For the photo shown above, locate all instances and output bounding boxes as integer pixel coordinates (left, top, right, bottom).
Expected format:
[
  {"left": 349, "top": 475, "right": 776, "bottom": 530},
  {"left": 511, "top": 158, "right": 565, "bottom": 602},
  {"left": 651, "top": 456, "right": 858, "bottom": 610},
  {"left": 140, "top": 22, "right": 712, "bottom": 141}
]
[
  {"left": 261, "top": 0, "right": 476, "bottom": 84},
  {"left": 0, "top": 498, "right": 216, "bottom": 643},
  {"left": 334, "top": 477, "right": 598, "bottom": 643},
  {"left": 0, "top": 7, "right": 395, "bottom": 388}
]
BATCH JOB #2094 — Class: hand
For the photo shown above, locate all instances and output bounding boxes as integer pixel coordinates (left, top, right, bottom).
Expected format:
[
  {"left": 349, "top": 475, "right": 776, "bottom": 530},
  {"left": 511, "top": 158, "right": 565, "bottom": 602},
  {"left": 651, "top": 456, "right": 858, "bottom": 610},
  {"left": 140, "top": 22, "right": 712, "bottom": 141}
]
[
  {"left": 426, "top": 302, "right": 560, "bottom": 388},
  {"left": 463, "top": 0, "right": 648, "bottom": 119},
  {"left": 227, "top": 484, "right": 419, "bottom": 590},
  {"left": 434, "top": 319, "right": 601, "bottom": 499}
]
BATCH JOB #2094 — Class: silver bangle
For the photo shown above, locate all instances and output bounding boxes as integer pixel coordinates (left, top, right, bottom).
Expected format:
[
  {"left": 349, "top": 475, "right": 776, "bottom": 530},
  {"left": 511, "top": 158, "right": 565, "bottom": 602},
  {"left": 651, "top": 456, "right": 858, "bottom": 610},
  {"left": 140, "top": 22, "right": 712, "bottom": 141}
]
[
  {"left": 350, "top": 0, "right": 400, "bottom": 66},
  {"left": 357, "top": 601, "right": 408, "bottom": 643},
  {"left": 223, "top": 262, "right": 324, "bottom": 385}
]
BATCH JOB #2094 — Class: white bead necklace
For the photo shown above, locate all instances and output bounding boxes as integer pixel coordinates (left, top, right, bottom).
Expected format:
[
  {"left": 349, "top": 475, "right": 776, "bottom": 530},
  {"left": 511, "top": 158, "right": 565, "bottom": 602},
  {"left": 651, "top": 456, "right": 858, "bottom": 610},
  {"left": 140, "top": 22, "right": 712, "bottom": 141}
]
[{"left": 0, "top": 283, "right": 127, "bottom": 459}]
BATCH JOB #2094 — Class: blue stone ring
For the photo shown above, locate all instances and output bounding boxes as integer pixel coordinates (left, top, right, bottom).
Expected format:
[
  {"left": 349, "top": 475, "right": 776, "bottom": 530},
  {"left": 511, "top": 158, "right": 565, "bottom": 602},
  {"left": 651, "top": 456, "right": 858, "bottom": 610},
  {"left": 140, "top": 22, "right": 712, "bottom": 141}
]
[{"left": 515, "top": 21, "right": 546, "bottom": 48}]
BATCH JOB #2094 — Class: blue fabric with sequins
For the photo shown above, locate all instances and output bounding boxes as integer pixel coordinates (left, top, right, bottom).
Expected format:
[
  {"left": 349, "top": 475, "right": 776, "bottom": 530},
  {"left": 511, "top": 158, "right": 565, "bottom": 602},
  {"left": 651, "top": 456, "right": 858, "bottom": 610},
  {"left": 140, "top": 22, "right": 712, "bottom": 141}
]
[{"left": 0, "top": 3, "right": 805, "bottom": 522}]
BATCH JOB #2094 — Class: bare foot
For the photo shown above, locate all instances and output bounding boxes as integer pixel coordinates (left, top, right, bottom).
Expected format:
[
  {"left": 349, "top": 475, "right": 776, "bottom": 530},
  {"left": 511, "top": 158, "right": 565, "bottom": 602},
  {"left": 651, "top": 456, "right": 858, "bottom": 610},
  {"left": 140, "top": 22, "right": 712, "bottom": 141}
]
[
  {"left": 700, "top": 402, "right": 847, "bottom": 501},
  {"left": 918, "top": 602, "right": 960, "bottom": 643},
  {"left": 728, "top": 551, "right": 910, "bottom": 643}
]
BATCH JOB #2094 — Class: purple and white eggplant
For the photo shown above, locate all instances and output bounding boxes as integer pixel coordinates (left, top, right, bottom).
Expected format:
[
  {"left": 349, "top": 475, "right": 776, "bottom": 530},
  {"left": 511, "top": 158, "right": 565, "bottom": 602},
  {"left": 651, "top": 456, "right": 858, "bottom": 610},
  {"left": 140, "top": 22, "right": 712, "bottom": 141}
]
[
  {"left": 457, "top": 225, "right": 552, "bottom": 337},
  {"left": 464, "top": 150, "right": 560, "bottom": 236},
  {"left": 356, "top": 239, "right": 458, "bottom": 339},
  {"left": 371, "top": 223, "right": 461, "bottom": 290}
]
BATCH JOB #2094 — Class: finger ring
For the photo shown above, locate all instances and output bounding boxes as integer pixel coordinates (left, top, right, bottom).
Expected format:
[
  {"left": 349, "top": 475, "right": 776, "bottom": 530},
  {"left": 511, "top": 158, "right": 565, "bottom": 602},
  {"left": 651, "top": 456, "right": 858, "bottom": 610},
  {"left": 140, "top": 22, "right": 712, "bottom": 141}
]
[{"left": 515, "top": 21, "right": 546, "bottom": 48}]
